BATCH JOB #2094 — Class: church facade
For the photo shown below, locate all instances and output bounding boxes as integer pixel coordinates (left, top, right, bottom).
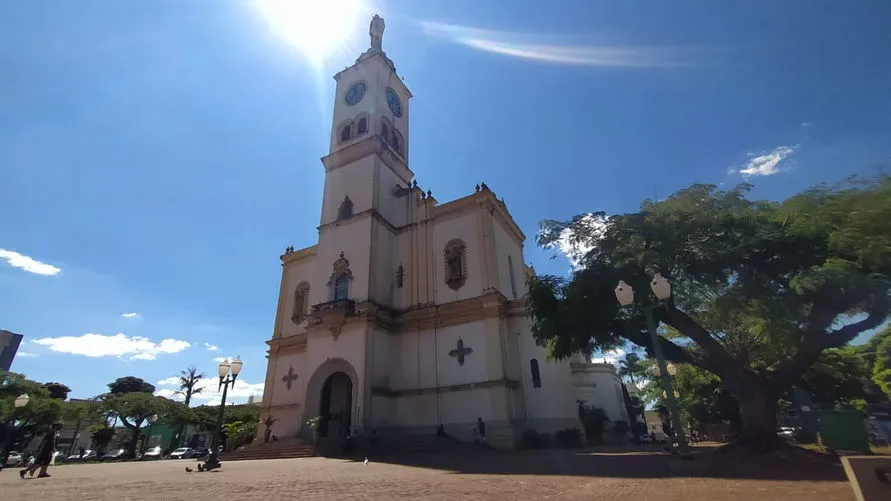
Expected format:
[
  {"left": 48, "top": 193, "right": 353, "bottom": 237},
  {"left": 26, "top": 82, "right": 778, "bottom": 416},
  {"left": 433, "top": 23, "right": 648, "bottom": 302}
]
[{"left": 257, "top": 16, "right": 628, "bottom": 448}]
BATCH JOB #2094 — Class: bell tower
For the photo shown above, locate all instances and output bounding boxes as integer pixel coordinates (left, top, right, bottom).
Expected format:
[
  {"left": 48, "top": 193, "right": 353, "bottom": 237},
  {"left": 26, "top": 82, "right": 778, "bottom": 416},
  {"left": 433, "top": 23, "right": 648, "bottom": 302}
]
[
  {"left": 318, "top": 14, "right": 413, "bottom": 227},
  {"left": 311, "top": 14, "right": 414, "bottom": 308}
]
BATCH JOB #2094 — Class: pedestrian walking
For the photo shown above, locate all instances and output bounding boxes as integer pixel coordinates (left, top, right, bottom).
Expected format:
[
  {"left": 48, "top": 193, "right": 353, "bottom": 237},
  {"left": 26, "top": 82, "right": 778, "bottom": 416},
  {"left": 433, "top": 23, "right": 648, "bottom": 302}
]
[
  {"left": 476, "top": 417, "right": 487, "bottom": 446},
  {"left": 20, "top": 423, "right": 62, "bottom": 479}
]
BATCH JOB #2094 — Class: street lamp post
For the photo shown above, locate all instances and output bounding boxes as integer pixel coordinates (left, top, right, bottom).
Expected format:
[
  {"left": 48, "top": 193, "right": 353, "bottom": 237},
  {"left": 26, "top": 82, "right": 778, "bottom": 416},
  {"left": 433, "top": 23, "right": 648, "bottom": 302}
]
[
  {"left": 615, "top": 274, "right": 692, "bottom": 460},
  {"left": 1, "top": 394, "right": 31, "bottom": 469},
  {"left": 201, "top": 356, "right": 242, "bottom": 471}
]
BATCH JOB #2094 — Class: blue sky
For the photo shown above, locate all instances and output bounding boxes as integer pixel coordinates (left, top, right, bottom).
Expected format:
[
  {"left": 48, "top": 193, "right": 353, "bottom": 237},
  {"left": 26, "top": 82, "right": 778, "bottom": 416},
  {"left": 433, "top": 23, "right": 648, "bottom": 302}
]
[{"left": 2, "top": 1, "right": 890, "bottom": 402}]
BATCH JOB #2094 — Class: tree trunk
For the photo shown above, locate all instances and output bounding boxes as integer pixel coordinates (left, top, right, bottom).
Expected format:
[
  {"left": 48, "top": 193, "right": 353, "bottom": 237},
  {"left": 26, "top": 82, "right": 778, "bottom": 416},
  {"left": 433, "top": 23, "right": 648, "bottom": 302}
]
[
  {"left": 129, "top": 428, "right": 141, "bottom": 457},
  {"left": 69, "top": 420, "right": 82, "bottom": 455},
  {"left": 731, "top": 381, "right": 782, "bottom": 450}
]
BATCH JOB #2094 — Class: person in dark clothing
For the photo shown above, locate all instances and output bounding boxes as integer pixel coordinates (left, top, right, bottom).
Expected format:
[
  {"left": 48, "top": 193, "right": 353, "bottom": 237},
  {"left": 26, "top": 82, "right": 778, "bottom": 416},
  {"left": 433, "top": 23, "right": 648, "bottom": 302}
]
[
  {"left": 20, "top": 423, "right": 62, "bottom": 479},
  {"left": 476, "top": 417, "right": 487, "bottom": 445}
]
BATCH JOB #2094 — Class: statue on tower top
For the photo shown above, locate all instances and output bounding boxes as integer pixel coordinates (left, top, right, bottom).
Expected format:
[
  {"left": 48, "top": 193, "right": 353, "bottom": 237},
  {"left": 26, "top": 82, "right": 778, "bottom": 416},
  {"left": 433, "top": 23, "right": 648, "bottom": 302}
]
[{"left": 369, "top": 14, "right": 385, "bottom": 51}]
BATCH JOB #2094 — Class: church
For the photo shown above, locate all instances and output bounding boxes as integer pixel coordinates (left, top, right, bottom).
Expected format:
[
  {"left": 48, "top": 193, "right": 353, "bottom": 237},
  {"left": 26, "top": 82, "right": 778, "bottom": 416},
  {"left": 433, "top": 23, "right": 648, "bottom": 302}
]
[{"left": 257, "top": 15, "right": 628, "bottom": 449}]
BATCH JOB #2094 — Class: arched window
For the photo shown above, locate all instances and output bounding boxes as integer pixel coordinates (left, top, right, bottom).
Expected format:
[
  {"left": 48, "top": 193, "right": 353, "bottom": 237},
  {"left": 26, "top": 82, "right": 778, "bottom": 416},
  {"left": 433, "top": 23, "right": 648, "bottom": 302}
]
[
  {"left": 357, "top": 117, "right": 368, "bottom": 135},
  {"left": 340, "top": 124, "right": 352, "bottom": 142},
  {"left": 337, "top": 196, "right": 353, "bottom": 221},
  {"left": 292, "top": 281, "right": 310, "bottom": 324},
  {"left": 334, "top": 275, "right": 349, "bottom": 300},
  {"left": 508, "top": 255, "right": 518, "bottom": 299},
  {"left": 391, "top": 129, "right": 403, "bottom": 153},
  {"left": 530, "top": 359, "right": 542, "bottom": 388}
]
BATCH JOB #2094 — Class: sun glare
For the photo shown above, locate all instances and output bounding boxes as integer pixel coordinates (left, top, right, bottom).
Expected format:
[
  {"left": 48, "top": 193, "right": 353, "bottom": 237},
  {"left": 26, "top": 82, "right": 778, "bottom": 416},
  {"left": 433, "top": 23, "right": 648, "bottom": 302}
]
[{"left": 255, "top": 0, "right": 364, "bottom": 65}]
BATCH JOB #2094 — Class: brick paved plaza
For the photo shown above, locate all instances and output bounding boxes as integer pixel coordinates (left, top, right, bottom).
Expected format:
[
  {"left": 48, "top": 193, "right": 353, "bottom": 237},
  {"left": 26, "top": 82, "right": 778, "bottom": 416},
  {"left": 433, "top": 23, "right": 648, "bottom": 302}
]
[{"left": 1, "top": 450, "right": 856, "bottom": 501}]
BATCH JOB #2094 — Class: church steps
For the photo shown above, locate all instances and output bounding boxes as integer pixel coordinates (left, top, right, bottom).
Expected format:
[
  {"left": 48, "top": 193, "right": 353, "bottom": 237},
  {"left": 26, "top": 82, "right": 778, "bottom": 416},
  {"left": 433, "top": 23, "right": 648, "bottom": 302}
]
[{"left": 220, "top": 438, "right": 315, "bottom": 462}]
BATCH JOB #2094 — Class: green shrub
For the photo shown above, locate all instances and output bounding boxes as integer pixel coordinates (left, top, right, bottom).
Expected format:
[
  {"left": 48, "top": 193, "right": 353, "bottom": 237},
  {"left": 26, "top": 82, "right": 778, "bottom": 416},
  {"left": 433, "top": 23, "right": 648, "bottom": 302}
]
[
  {"left": 519, "top": 428, "right": 551, "bottom": 449},
  {"left": 554, "top": 428, "right": 584, "bottom": 448}
]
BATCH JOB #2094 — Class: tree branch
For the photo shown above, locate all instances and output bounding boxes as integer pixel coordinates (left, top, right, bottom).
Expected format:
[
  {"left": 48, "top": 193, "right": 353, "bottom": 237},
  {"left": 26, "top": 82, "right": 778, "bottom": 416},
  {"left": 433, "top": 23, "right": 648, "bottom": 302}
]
[
  {"left": 623, "top": 327, "right": 724, "bottom": 374},
  {"left": 660, "top": 305, "right": 737, "bottom": 370},
  {"left": 823, "top": 302, "right": 890, "bottom": 348}
]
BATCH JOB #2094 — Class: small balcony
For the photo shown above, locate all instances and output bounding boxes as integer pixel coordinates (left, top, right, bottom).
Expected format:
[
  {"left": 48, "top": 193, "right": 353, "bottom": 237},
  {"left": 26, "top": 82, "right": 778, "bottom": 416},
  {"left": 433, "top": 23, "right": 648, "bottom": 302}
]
[
  {"left": 311, "top": 298, "right": 356, "bottom": 316},
  {"left": 310, "top": 299, "right": 355, "bottom": 340}
]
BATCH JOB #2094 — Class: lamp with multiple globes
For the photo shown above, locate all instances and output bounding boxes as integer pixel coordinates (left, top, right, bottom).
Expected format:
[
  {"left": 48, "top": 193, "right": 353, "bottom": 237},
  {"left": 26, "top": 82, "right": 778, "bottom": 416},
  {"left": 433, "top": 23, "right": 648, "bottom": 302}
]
[
  {"left": 614, "top": 273, "right": 692, "bottom": 460},
  {"left": 202, "top": 356, "right": 243, "bottom": 471}
]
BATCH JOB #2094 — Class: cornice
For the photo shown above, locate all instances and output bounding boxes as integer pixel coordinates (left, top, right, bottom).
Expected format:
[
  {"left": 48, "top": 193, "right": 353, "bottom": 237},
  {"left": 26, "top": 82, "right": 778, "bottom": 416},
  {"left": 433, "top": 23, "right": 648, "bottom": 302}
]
[
  {"left": 281, "top": 245, "right": 317, "bottom": 265},
  {"left": 321, "top": 135, "right": 414, "bottom": 185}
]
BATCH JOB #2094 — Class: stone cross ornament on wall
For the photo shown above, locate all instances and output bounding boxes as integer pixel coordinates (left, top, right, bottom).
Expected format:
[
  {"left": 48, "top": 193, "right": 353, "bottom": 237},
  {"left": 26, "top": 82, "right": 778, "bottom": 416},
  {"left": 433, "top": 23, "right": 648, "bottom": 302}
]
[
  {"left": 282, "top": 366, "right": 299, "bottom": 390},
  {"left": 449, "top": 338, "right": 473, "bottom": 366}
]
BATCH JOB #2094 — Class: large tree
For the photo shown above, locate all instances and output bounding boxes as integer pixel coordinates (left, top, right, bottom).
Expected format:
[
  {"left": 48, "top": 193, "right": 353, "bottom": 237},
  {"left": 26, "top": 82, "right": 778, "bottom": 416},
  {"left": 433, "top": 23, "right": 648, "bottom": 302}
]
[
  {"left": 528, "top": 176, "right": 891, "bottom": 448},
  {"left": 0, "top": 371, "right": 65, "bottom": 464},
  {"left": 101, "top": 377, "right": 169, "bottom": 456}
]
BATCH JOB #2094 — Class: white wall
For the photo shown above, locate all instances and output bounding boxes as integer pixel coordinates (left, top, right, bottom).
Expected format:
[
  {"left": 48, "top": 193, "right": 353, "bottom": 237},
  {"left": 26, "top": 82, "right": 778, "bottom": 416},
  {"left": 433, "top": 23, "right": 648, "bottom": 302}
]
[
  {"left": 432, "top": 211, "right": 484, "bottom": 302},
  {"left": 514, "top": 315, "right": 579, "bottom": 424},
  {"left": 280, "top": 255, "right": 317, "bottom": 338},
  {"left": 312, "top": 217, "right": 372, "bottom": 305}
]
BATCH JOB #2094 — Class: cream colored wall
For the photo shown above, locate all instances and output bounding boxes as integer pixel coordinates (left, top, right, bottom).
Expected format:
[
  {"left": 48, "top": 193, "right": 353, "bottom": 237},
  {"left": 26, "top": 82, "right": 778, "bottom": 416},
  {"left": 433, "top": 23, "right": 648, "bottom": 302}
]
[
  {"left": 573, "top": 365, "right": 629, "bottom": 423},
  {"left": 514, "top": 316, "right": 579, "bottom": 425},
  {"left": 432, "top": 211, "right": 484, "bottom": 302},
  {"left": 312, "top": 217, "right": 372, "bottom": 305},
  {"left": 320, "top": 157, "right": 376, "bottom": 225},
  {"left": 492, "top": 220, "right": 524, "bottom": 300},
  {"left": 263, "top": 349, "right": 309, "bottom": 438},
  {"left": 280, "top": 256, "right": 317, "bottom": 338},
  {"left": 374, "top": 158, "right": 411, "bottom": 227},
  {"left": 370, "top": 221, "right": 399, "bottom": 306}
]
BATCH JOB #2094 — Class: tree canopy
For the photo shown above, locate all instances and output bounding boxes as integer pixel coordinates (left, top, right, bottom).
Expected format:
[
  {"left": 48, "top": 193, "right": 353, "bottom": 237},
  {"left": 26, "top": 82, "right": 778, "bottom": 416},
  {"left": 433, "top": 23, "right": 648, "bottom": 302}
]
[
  {"left": 108, "top": 376, "right": 155, "bottom": 395},
  {"left": 528, "top": 175, "right": 891, "bottom": 445}
]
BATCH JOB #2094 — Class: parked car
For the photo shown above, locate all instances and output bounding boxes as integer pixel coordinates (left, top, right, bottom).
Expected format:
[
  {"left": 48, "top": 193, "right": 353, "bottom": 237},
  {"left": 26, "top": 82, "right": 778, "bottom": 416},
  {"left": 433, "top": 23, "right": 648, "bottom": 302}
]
[
  {"left": 638, "top": 434, "right": 653, "bottom": 444},
  {"left": 52, "top": 451, "right": 67, "bottom": 462},
  {"left": 191, "top": 448, "right": 209, "bottom": 459},
  {"left": 777, "top": 427, "right": 796, "bottom": 442},
  {"left": 69, "top": 449, "right": 98, "bottom": 462},
  {"left": 169, "top": 447, "right": 194, "bottom": 459},
  {"left": 142, "top": 446, "right": 163, "bottom": 460},
  {"left": 101, "top": 449, "right": 128, "bottom": 461},
  {"left": 5, "top": 451, "right": 24, "bottom": 466}
]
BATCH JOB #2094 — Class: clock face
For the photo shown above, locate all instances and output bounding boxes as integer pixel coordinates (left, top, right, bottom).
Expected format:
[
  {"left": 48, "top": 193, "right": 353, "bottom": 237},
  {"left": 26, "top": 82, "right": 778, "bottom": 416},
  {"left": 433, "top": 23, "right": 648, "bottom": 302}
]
[
  {"left": 386, "top": 87, "right": 403, "bottom": 117},
  {"left": 344, "top": 82, "right": 366, "bottom": 106}
]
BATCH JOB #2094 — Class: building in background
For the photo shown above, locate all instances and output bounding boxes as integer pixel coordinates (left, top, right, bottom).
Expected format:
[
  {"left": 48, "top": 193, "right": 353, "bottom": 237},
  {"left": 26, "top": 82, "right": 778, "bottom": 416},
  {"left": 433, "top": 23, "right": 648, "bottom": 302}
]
[{"left": 0, "top": 330, "right": 24, "bottom": 371}]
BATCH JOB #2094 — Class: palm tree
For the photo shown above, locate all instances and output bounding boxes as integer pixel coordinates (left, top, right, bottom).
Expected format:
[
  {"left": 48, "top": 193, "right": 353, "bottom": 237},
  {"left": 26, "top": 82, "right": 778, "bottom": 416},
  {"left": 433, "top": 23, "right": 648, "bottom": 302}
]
[
  {"left": 169, "top": 366, "right": 205, "bottom": 451},
  {"left": 618, "top": 353, "right": 645, "bottom": 386},
  {"left": 174, "top": 366, "right": 206, "bottom": 407}
]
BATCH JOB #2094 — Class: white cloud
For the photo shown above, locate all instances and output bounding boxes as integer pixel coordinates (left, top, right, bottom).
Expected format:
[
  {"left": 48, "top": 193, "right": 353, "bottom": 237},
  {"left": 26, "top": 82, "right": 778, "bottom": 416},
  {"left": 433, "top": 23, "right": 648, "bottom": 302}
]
[
  {"left": 17, "top": 351, "right": 38, "bottom": 358},
  {"left": 599, "top": 348, "right": 627, "bottom": 365},
  {"left": 156, "top": 376, "right": 181, "bottom": 386},
  {"left": 204, "top": 342, "right": 220, "bottom": 352},
  {"left": 155, "top": 372, "right": 264, "bottom": 406},
  {"left": 213, "top": 356, "right": 230, "bottom": 363},
  {"left": 422, "top": 22, "right": 694, "bottom": 68},
  {"left": 32, "top": 333, "right": 190, "bottom": 360},
  {"left": 738, "top": 145, "right": 798, "bottom": 177},
  {"left": 0, "top": 249, "right": 61, "bottom": 276},
  {"left": 543, "top": 213, "right": 610, "bottom": 270},
  {"left": 121, "top": 312, "right": 141, "bottom": 318}
]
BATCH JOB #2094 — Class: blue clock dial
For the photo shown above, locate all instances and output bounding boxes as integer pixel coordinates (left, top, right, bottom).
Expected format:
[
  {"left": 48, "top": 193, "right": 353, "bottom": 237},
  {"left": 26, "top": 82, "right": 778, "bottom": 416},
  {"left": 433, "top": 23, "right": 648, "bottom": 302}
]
[
  {"left": 386, "top": 87, "right": 402, "bottom": 117},
  {"left": 345, "top": 82, "right": 366, "bottom": 106}
]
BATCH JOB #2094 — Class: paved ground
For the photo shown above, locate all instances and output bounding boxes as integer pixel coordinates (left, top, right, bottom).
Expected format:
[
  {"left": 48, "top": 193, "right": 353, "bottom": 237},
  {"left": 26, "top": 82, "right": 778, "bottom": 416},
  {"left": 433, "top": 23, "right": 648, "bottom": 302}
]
[{"left": 0, "top": 449, "right": 856, "bottom": 501}]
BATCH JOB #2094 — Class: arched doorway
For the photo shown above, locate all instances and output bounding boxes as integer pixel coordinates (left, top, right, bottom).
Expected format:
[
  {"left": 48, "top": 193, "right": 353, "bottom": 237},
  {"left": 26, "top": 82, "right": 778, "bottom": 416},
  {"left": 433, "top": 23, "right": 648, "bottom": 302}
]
[
  {"left": 304, "top": 358, "right": 359, "bottom": 438},
  {"left": 319, "top": 372, "right": 352, "bottom": 438}
]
